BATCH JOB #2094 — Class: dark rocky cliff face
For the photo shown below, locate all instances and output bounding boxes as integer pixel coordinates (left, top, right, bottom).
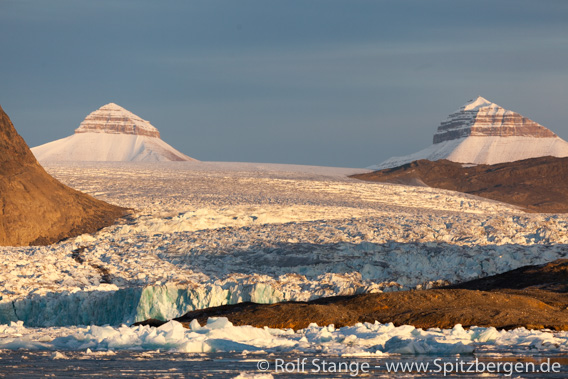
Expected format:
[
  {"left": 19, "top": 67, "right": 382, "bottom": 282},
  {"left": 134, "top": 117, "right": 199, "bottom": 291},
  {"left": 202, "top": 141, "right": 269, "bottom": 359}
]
[{"left": 0, "top": 104, "right": 127, "bottom": 246}]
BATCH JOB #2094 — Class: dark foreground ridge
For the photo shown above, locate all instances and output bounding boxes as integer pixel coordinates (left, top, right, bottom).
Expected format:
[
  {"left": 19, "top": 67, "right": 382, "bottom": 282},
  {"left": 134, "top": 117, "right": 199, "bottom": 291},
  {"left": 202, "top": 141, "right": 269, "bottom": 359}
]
[
  {"left": 351, "top": 156, "right": 568, "bottom": 213},
  {"left": 0, "top": 104, "right": 128, "bottom": 246},
  {"left": 136, "top": 259, "right": 568, "bottom": 331}
]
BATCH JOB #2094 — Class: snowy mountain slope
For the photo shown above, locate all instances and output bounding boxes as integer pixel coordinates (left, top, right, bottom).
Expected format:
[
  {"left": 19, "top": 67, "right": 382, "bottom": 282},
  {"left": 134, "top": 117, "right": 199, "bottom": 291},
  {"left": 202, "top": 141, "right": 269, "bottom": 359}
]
[
  {"left": 373, "top": 136, "right": 568, "bottom": 170},
  {"left": 32, "top": 133, "right": 195, "bottom": 162},
  {"left": 31, "top": 103, "right": 197, "bottom": 162},
  {"left": 371, "top": 96, "right": 568, "bottom": 170},
  {"left": 1, "top": 162, "right": 568, "bottom": 327}
]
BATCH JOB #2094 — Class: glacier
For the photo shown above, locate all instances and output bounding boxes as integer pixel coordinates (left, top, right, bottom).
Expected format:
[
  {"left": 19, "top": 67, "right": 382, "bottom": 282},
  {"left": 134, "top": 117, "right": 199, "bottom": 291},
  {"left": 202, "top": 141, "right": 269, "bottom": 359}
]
[{"left": 1, "top": 161, "right": 568, "bottom": 328}]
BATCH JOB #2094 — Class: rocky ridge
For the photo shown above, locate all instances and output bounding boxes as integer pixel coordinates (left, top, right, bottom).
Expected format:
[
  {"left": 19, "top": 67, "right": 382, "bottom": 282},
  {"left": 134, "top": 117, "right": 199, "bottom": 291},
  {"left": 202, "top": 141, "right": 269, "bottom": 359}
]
[{"left": 355, "top": 156, "right": 568, "bottom": 213}]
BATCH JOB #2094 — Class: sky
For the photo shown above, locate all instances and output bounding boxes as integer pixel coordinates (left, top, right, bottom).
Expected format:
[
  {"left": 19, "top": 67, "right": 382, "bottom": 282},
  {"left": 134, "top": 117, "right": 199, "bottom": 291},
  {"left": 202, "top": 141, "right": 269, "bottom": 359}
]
[{"left": 1, "top": 0, "right": 567, "bottom": 168}]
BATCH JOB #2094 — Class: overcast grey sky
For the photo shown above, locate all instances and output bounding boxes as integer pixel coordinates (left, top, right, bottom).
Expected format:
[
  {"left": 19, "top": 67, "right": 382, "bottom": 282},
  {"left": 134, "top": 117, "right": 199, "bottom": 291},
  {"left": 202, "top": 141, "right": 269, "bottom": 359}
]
[{"left": 1, "top": 0, "right": 567, "bottom": 167}]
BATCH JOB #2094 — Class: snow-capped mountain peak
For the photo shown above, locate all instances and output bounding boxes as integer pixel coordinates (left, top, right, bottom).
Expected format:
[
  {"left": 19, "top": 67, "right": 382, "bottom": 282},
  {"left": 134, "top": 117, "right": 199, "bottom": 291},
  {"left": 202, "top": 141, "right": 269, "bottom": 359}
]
[
  {"left": 370, "top": 97, "right": 568, "bottom": 170},
  {"left": 32, "top": 104, "right": 197, "bottom": 162},
  {"left": 462, "top": 96, "right": 498, "bottom": 111}
]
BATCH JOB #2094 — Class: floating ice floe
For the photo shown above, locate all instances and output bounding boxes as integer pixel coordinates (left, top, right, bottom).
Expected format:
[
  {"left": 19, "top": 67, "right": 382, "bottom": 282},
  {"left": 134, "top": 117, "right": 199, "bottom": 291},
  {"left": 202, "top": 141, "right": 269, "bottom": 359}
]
[{"left": 1, "top": 319, "right": 567, "bottom": 355}]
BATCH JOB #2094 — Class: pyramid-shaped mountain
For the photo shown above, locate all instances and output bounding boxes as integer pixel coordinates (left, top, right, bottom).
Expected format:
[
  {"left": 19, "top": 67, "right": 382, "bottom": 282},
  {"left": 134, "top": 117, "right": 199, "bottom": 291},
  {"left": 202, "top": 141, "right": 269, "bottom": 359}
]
[
  {"left": 32, "top": 103, "right": 197, "bottom": 162},
  {"left": 0, "top": 104, "right": 126, "bottom": 246},
  {"left": 371, "top": 96, "right": 568, "bottom": 169}
]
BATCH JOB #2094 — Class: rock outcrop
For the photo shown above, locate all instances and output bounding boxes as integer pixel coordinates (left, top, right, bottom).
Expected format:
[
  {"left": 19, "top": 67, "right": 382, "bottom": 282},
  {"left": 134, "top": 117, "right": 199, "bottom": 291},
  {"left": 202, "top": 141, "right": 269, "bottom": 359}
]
[
  {"left": 371, "top": 96, "right": 568, "bottom": 169},
  {"left": 0, "top": 104, "right": 127, "bottom": 246},
  {"left": 32, "top": 103, "right": 197, "bottom": 162}
]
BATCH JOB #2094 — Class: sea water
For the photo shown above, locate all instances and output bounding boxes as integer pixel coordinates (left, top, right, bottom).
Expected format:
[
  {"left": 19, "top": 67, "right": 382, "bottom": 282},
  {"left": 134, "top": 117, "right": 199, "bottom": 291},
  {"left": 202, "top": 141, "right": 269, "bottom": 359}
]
[{"left": 2, "top": 351, "right": 567, "bottom": 378}]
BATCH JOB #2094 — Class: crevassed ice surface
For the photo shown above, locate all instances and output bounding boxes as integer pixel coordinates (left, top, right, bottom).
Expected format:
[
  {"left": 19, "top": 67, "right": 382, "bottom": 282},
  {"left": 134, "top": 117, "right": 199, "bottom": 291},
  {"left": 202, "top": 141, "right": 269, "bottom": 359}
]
[{"left": 1, "top": 161, "right": 568, "bottom": 327}]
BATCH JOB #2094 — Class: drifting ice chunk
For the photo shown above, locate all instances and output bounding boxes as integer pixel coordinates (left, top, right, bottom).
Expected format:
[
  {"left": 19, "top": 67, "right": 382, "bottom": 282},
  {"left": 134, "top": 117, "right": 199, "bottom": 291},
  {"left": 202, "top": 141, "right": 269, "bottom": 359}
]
[{"left": 3, "top": 319, "right": 568, "bottom": 355}]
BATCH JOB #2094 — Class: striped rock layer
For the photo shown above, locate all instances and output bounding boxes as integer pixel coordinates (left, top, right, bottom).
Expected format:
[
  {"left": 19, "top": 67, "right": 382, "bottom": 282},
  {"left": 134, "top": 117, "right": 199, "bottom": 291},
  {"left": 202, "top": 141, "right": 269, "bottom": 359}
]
[
  {"left": 433, "top": 96, "right": 556, "bottom": 143},
  {"left": 75, "top": 103, "right": 161, "bottom": 138}
]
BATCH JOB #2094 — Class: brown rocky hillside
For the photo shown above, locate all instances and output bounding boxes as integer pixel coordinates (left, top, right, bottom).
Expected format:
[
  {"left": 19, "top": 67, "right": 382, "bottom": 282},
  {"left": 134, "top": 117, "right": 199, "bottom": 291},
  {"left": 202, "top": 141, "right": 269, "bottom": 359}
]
[
  {"left": 0, "top": 104, "right": 127, "bottom": 246},
  {"left": 352, "top": 157, "right": 568, "bottom": 213}
]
